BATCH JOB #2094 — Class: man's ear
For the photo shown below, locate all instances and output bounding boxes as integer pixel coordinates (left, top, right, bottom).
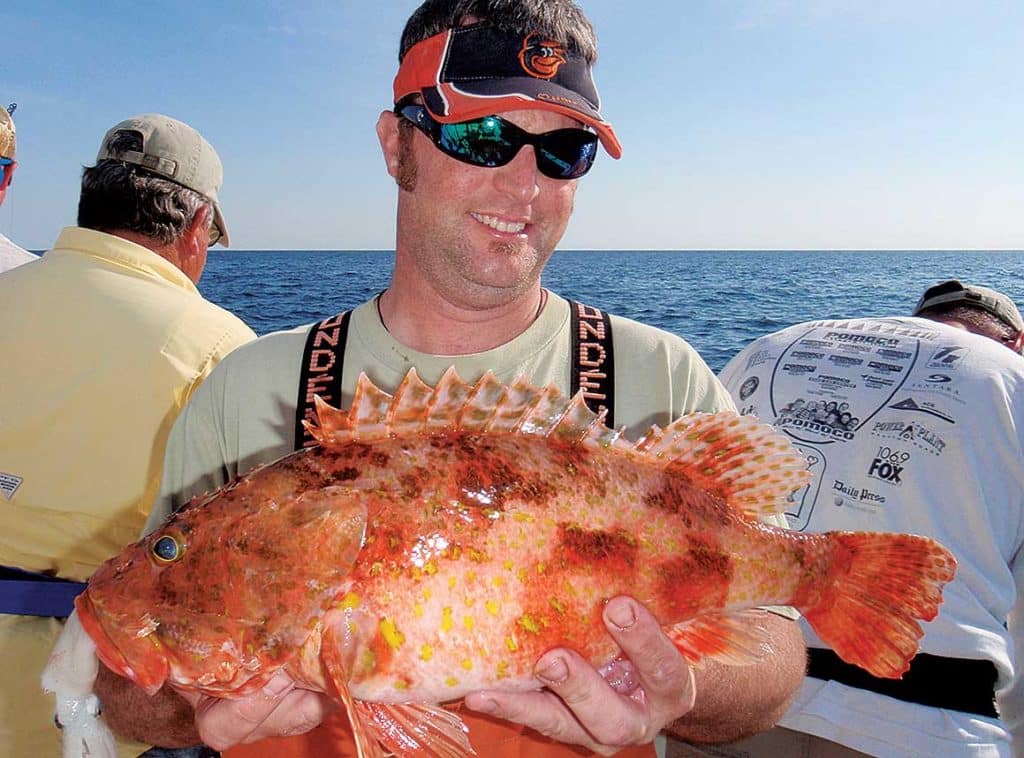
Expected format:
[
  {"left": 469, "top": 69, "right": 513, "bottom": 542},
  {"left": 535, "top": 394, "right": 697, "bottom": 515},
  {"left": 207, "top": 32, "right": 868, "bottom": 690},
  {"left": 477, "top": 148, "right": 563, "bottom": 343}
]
[
  {"left": 1011, "top": 330, "right": 1024, "bottom": 355},
  {"left": 377, "top": 110, "right": 402, "bottom": 179},
  {"left": 183, "top": 204, "right": 210, "bottom": 251}
]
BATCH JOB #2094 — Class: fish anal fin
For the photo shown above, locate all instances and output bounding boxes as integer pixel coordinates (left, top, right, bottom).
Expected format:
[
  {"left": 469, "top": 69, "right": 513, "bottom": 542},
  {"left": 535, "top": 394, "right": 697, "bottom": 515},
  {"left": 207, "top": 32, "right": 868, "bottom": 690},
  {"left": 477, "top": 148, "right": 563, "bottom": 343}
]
[
  {"left": 800, "top": 531, "right": 957, "bottom": 678},
  {"left": 654, "top": 412, "right": 810, "bottom": 520},
  {"left": 665, "top": 610, "right": 773, "bottom": 667},
  {"left": 321, "top": 623, "right": 385, "bottom": 758},
  {"left": 356, "top": 701, "right": 474, "bottom": 758}
]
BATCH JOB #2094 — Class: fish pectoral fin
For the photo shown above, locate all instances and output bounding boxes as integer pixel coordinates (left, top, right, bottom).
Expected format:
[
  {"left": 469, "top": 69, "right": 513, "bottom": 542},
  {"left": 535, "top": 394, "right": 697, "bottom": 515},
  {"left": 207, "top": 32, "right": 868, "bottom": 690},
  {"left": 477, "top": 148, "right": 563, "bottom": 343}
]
[
  {"left": 355, "top": 701, "right": 475, "bottom": 758},
  {"left": 320, "top": 624, "right": 384, "bottom": 758},
  {"left": 666, "top": 609, "right": 774, "bottom": 667}
]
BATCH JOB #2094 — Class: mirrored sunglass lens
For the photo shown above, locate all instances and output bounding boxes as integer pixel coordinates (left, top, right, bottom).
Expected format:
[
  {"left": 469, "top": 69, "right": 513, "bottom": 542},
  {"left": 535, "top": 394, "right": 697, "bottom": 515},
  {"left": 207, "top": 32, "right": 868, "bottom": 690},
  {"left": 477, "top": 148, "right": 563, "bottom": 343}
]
[
  {"left": 440, "top": 117, "right": 516, "bottom": 167},
  {"left": 537, "top": 133, "right": 598, "bottom": 179}
]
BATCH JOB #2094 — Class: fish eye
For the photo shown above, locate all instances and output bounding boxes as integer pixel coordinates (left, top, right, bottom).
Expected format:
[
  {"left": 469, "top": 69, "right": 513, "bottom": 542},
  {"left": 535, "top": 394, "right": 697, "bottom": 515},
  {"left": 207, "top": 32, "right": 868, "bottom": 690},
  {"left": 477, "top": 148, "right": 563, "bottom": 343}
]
[{"left": 152, "top": 535, "right": 182, "bottom": 563}]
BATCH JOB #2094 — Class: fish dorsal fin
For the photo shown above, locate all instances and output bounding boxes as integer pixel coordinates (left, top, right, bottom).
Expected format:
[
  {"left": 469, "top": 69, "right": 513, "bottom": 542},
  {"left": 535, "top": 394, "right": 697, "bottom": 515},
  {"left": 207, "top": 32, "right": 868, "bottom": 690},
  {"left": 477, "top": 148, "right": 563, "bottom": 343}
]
[
  {"left": 387, "top": 368, "right": 434, "bottom": 432},
  {"left": 426, "top": 366, "right": 473, "bottom": 431},
  {"left": 487, "top": 374, "right": 545, "bottom": 432},
  {"left": 303, "top": 373, "right": 395, "bottom": 446},
  {"left": 645, "top": 412, "right": 810, "bottom": 519},
  {"left": 457, "top": 371, "right": 508, "bottom": 431}
]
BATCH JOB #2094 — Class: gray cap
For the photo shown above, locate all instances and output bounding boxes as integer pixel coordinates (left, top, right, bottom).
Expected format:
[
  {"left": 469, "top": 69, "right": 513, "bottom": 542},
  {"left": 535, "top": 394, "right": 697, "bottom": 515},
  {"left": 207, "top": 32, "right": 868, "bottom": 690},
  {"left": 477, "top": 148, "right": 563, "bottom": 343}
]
[
  {"left": 913, "top": 279, "right": 1023, "bottom": 332},
  {"left": 97, "top": 114, "right": 229, "bottom": 246}
]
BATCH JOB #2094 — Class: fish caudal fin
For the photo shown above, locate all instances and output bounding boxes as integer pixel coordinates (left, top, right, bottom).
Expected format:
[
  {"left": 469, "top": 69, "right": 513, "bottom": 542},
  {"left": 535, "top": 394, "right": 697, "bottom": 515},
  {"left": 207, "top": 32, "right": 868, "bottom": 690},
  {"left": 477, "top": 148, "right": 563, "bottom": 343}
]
[
  {"left": 666, "top": 609, "right": 773, "bottom": 667},
  {"left": 801, "top": 532, "right": 957, "bottom": 678},
  {"left": 356, "top": 702, "right": 475, "bottom": 757}
]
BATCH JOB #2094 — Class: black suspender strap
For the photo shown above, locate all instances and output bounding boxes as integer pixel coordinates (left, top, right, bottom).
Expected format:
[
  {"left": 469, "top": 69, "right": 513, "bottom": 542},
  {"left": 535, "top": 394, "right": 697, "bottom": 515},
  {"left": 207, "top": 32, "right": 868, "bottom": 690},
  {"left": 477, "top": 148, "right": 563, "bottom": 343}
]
[
  {"left": 807, "top": 647, "right": 998, "bottom": 717},
  {"left": 568, "top": 300, "right": 615, "bottom": 427},
  {"left": 294, "top": 311, "right": 351, "bottom": 451},
  {"left": 294, "top": 300, "right": 615, "bottom": 450},
  {"left": 0, "top": 565, "right": 86, "bottom": 617}
]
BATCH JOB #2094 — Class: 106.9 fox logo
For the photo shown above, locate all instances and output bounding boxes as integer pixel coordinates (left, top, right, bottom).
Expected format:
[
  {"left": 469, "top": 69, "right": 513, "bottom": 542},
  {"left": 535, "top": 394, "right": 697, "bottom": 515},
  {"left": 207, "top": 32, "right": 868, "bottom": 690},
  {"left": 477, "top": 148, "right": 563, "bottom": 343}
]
[{"left": 867, "top": 446, "right": 909, "bottom": 485}]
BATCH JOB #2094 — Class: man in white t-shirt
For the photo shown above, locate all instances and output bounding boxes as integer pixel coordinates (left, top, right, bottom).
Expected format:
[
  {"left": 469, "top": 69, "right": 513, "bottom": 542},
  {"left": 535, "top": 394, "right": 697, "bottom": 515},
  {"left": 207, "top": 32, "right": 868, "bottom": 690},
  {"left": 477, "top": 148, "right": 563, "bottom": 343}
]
[
  {"left": 0, "top": 103, "right": 38, "bottom": 272},
  {"left": 702, "top": 280, "right": 1024, "bottom": 757}
]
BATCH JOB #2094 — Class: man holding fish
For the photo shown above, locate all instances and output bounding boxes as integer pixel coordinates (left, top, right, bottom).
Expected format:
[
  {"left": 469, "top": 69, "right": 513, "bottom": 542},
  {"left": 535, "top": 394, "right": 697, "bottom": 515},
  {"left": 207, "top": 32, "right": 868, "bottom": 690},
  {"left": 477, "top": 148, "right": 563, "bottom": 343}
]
[{"left": 81, "top": 1, "right": 816, "bottom": 755}]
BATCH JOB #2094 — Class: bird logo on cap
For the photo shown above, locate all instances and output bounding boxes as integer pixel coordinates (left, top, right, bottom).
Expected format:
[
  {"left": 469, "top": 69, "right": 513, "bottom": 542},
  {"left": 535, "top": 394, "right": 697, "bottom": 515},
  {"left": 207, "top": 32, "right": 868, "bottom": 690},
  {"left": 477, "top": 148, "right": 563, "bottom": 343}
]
[{"left": 518, "top": 32, "right": 567, "bottom": 80}]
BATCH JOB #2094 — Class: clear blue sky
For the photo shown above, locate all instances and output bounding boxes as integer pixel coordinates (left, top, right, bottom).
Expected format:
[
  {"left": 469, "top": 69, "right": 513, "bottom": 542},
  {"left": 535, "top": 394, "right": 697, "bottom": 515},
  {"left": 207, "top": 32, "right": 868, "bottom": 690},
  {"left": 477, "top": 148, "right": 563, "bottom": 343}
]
[{"left": 2, "top": 0, "right": 1021, "bottom": 251}]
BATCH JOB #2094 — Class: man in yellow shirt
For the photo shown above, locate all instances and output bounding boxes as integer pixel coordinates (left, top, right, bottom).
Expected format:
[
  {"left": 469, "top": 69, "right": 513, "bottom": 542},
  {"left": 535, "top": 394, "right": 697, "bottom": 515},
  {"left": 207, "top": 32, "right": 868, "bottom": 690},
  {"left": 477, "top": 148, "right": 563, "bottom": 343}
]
[{"left": 0, "top": 113, "right": 256, "bottom": 757}]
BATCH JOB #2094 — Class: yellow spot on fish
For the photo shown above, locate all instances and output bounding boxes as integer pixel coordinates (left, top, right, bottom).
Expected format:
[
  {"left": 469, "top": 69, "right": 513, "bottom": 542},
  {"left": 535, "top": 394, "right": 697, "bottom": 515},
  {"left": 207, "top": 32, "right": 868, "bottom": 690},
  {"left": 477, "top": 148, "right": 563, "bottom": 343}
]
[
  {"left": 441, "top": 607, "right": 453, "bottom": 632},
  {"left": 517, "top": 567, "right": 527, "bottom": 583},
  {"left": 513, "top": 512, "right": 534, "bottom": 523},
  {"left": 550, "top": 597, "right": 566, "bottom": 614},
  {"left": 492, "top": 577, "right": 505, "bottom": 588},
  {"left": 370, "top": 561, "right": 384, "bottom": 577},
  {"left": 497, "top": 660, "right": 509, "bottom": 679},
  {"left": 413, "top": 603, "right": 424, "bottom": 618},
  {"left": 505, "top": 636, "right": 518, "bottom": 653},
  {"left": 448, "top": 577, "right": 457, "bottom": 590},
  {"left": 461, "top": 658, "right": 473, "bottom": 671},
  {"left": 361, "top": 649, "right": 376, "bottom": 672},
  {"left": 446, "top": 676, "right": 459, "bottom": 687},
  {"left": 535, "top": 561, "right": 547, "bottom": 574},
  {"left": 464, "top": 615, "right": 475, "bottom": 631},
  {"left": 503, "top": 559, "right": 514, "bottom": 571},
  {"left": 467, "top": 570, "right": 477, "bottom": 582},
  {"left": 419, "top": 644, "right": 433, "bottom": 662},
  {"left": 422, "top": 588, "right": 432, "bottom": 601},
  {"left": 337, "top": 592, "right": 360, "bottom": 609},
  {"left": 379, "top": 618, "right": 405, "bottom": 650},
  {"left": 449, "top": 545, "right": 462, "bottom": 560},
  {"left": 394, "top": 679, "right": 409, "bottom": 690},
  {"left": 464, "top": 595, "right": 476, "bottom": 608},
  {"left": 518, "top": 614, "right": 542, "bottom": 634},
  {"left": 424, "top": 560, "right": 438, "bottom": 575},
  {"left": 485, "top": 600, "right": 500, "bottom": 616}
]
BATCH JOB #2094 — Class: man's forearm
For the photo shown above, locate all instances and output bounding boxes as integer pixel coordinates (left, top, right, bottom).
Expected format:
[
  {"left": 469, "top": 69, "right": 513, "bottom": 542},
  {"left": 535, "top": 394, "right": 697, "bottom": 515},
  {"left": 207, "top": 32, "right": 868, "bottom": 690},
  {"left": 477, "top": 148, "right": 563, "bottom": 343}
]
[
  {"left": 665, "top": 614, "right": 806, "bottom": 744},
  {"left": 94, "top": 664, "right": 201, "bottom": 747}
]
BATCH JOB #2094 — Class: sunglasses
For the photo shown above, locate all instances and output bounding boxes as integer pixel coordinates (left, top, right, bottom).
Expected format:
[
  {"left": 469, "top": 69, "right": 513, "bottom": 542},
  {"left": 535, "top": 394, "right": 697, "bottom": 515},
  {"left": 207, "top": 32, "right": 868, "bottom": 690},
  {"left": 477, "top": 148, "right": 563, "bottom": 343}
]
[
  {"left": 0, "top": 157, "right": 16, "bottom": 190},
  {"left": 397, "top": 104, "right": 598, "bottom": 180}
]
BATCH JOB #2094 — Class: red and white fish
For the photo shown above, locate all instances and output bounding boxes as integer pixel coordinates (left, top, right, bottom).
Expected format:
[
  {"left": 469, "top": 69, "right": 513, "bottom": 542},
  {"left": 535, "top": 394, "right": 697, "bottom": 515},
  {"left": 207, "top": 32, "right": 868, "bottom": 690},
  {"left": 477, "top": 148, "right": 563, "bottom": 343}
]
[{"left": 47, "top": 368, "right": 956, "bottom": 757}]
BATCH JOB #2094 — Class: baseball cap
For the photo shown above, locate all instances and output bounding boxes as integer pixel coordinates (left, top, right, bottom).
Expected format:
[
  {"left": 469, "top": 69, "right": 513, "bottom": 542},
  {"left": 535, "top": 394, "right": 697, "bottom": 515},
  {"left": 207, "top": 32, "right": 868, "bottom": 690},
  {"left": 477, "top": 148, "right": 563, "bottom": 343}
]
[
  {"left": 913, "top": 280, "right": 1024, "bottom": 332},
  {"left": 394, "top": 22, "right": 622, "bottom": 159},
  {"left": 0, "top": 106, "right": 15, "bottom": 159},
  {"left": 97, "top": 114, "right": 230, "bottom": 247}
]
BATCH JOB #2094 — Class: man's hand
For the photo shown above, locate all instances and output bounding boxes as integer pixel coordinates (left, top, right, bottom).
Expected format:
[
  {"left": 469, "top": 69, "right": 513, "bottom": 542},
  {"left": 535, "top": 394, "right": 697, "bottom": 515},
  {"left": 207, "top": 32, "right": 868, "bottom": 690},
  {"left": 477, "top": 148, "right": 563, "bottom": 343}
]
[
  {"left": 178, "top": 672, "right": 334, "bottom": 751},
  {"left": 464, "top": 596, "right": 695, "bottom": 756}
]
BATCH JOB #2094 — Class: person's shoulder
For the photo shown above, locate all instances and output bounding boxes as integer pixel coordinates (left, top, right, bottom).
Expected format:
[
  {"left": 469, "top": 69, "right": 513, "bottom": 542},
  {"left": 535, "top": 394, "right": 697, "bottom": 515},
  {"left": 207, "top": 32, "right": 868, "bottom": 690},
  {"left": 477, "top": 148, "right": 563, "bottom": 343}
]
[{"left": 213, "top": 323, "right": 313, "bottom": 369}]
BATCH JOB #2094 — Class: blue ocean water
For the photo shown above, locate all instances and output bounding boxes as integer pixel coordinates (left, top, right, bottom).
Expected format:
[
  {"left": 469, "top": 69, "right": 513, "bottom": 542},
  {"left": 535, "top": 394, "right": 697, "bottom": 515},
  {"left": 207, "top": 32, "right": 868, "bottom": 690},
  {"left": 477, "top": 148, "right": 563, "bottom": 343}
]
[{"left": 202, "top": 250, "right": 1024, "bottom": 374}]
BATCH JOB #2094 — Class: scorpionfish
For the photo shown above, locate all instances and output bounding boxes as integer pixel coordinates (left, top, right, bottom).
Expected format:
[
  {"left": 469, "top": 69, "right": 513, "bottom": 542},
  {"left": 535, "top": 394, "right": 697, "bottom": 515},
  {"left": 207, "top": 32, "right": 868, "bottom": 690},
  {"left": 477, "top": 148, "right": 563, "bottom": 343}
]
[{"left": 74, "top": 368, "right": 957, "bottom": 757}]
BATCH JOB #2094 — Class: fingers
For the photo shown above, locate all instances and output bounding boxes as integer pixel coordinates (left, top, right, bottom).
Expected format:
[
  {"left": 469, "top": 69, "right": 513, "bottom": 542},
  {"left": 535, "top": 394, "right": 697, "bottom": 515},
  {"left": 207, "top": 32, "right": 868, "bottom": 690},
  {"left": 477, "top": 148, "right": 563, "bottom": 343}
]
[
  {"left": 603, "top": 596, "right": 696, "bottom": 719},
  {"left": 465, "top": 596, "right": 695, "bottom": 755},
  {"left": 464, "top": 682, "right": 621, "bottom": 756},
  {"left": 192, "top": 672, "right": 331, "bottom": 750}
]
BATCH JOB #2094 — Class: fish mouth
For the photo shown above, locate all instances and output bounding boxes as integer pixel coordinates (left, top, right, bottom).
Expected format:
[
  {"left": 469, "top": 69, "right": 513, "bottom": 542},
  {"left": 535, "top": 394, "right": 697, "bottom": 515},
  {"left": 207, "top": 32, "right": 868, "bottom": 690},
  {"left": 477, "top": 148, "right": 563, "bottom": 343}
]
[{"left": 75, "top": 592, "right": 168, "bottom": 696}]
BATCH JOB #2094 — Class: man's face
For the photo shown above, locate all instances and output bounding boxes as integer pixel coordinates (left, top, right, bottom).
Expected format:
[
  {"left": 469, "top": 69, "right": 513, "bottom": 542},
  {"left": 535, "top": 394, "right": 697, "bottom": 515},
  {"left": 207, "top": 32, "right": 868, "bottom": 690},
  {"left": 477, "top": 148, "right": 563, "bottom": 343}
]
[{"left": 387, "top": 107, "right": 581, "bottom": 310}]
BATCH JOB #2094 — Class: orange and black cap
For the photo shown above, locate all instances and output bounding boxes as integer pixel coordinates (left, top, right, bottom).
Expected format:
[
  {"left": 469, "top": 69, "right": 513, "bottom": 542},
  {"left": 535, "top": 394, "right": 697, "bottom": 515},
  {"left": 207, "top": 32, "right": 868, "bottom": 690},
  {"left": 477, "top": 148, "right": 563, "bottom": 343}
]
[{"left": 394, "top": 23, "right": 622, "bottom": 159}]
